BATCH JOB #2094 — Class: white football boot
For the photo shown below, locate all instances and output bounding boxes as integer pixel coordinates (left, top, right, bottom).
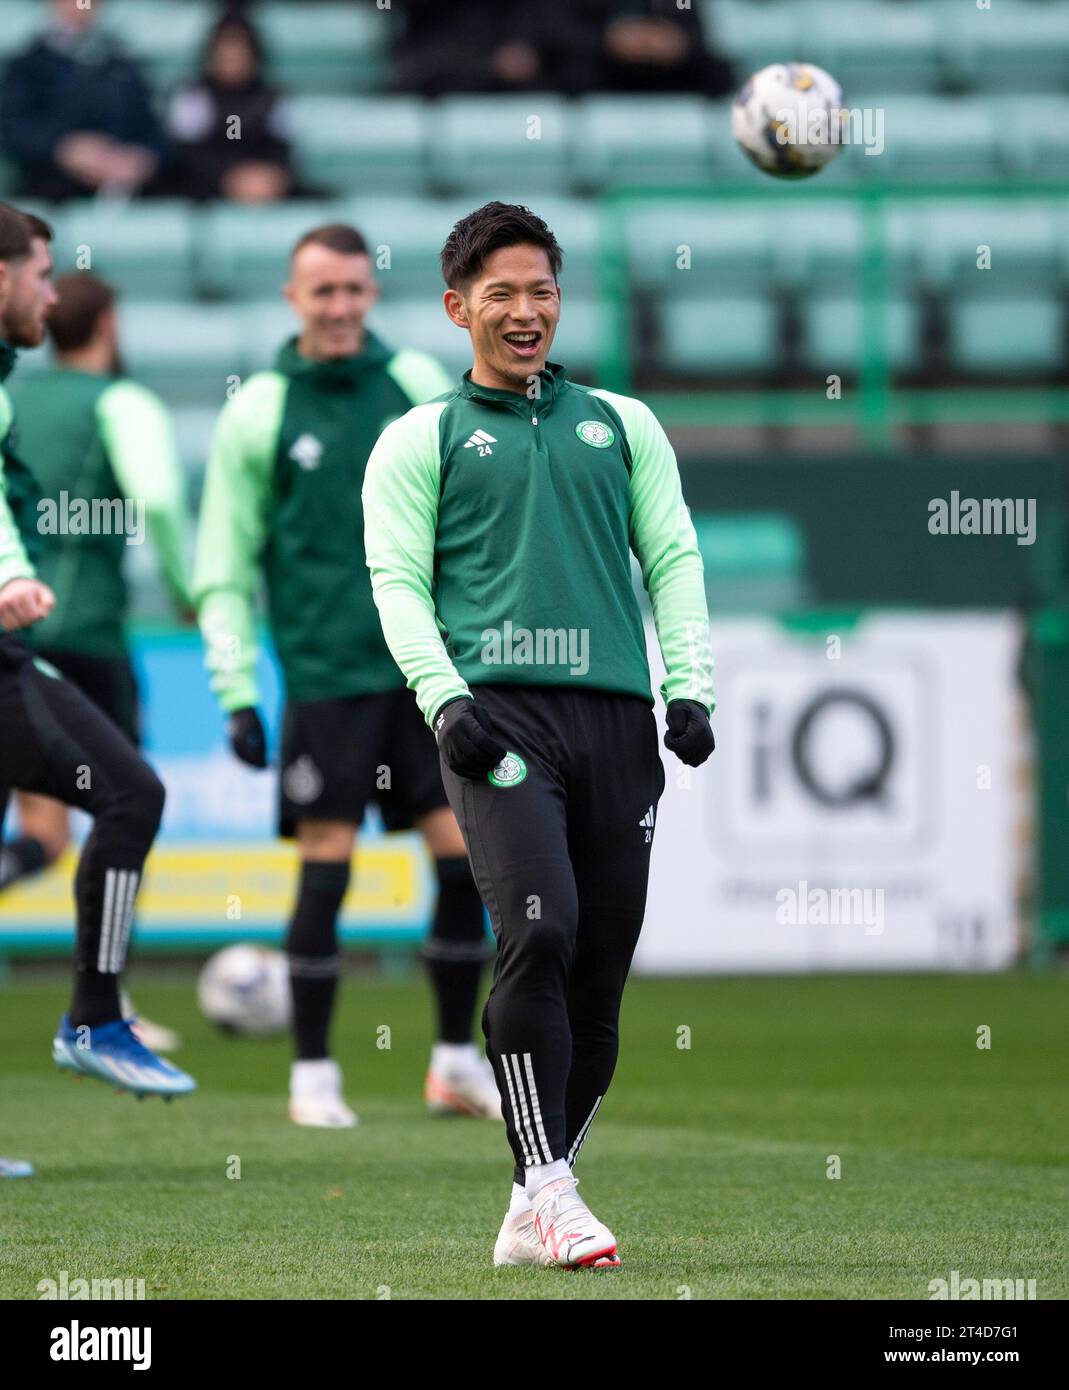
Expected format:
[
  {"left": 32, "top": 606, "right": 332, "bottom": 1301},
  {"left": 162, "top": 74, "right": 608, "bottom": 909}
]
[
  {"left": 425, "top": 1044, "right": 504, "bottom": 1120},
  {"left": 493, "top": 1205, "right": 555, "bottom": 1267},
  {"left": 531, "top": 1176, "right": 620, "bottom": 1268},
  {"left": 288, "top": 1058, "right": 358, "bottom": 1128}
]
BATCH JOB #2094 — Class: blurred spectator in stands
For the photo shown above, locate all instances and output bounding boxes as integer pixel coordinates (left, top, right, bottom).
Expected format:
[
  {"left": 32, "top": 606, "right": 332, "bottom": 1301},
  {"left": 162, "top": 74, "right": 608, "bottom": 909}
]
[
  {"left": 392, "top": 0, "right": 732, "bottom": 98},
  {"left": 392, "top": 0, "right": 555, "bottom": 96},
  {"left": 167, "top": 9, "right": 296, "bottom": 203},
  {"left": 0, "top": 0, "right": 167, "bottom": 200},
  {"left": 595, "top": 0, "right": 734, "bottom": 96}
]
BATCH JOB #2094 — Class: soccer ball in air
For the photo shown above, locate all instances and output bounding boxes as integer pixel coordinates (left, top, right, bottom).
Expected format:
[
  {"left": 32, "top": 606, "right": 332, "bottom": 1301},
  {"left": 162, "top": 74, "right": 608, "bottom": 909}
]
[
  {"left": 732, "top": 63, "right": 847, "bottom": 179},
  {"left": 197, "top": 944, "right": 292, "bottom": 1036}
]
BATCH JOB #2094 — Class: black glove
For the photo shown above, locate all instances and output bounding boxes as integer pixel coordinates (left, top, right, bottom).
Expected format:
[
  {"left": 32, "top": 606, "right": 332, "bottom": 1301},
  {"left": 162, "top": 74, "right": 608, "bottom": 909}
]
[
  {"left": 663, "top": 698, "right": 715, "bottom": 767},
  {"left": 227, "top": 706, "right": 268, "bottom": 769},
  {"left": 434, "top": 696, "right": 507, "bottom": 779}
]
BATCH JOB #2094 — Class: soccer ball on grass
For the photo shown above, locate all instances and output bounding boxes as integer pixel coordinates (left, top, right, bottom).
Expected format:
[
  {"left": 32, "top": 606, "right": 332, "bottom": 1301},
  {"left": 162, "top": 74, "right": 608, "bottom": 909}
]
[{"left": 197, "top": 944, "right": 292, "bottom": 1037}]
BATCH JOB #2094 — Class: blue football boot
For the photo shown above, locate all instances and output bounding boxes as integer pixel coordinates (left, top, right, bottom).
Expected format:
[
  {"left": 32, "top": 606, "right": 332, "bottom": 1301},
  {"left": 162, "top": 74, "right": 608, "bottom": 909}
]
[{"left": 52, "top": 1015, "right": 196, "bottom": 1100}]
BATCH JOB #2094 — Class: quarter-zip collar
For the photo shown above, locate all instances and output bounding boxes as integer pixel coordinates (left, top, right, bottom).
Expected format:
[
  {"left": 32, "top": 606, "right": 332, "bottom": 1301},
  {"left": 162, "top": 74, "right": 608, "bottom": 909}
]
[
  {"left": 274, "top": 330, "right": 391, "bottom": 389},
  {"left": 459, "top": 360, "right": 568, "bottom": 416}
]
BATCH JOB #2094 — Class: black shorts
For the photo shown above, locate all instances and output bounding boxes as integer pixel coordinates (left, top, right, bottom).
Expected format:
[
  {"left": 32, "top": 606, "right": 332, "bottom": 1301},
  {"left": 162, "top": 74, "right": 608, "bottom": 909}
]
[
  {"left": 277, "top": 686, "right": 448, "bottom": 838},
  {"left": 34, "top": 647, "right": 141, "bottom": 748},
  {"left": 0, "top": 642, "right": 159, "bottom": 845}
]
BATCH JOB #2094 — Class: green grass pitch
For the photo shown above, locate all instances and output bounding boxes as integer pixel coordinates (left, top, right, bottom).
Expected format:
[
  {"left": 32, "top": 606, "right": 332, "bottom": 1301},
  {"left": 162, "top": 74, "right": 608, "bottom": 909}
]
[{"left": 2, "top": 970, "right": 1067, "bottom": 1300}]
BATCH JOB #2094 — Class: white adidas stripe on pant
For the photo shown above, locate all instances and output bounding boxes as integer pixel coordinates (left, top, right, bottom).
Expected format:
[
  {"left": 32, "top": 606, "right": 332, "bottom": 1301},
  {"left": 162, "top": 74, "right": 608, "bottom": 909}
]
[
  {"left": 96, "top": 867, "right": 140, "bottom": 974},
  {"left": 567, "top": 1094, "right": 604, "bottom": 1167},
  {"left": 502, "top": 1051, "right": 554, "bottom": 1164},
  {"left": 499, "top": 1057, "right": 606, "bottom": 1168}
]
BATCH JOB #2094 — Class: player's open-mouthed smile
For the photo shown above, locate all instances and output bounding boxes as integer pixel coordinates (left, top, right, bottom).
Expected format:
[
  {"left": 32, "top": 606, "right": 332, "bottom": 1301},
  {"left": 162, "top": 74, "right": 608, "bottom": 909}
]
[{"left": 502, "top": 330, "right": 543, "bottom": 359}]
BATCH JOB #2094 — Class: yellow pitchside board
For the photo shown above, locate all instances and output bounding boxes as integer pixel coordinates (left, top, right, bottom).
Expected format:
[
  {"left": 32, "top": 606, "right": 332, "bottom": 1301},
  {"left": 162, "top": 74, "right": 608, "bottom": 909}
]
[{"left": 0, "top": 840, "right": 430, "bottom": 947}]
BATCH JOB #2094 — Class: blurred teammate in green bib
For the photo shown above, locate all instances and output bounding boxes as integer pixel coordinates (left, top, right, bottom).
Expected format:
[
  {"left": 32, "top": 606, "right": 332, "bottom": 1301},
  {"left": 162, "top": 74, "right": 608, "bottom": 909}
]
[
  {"left": 194, "top": 223, "right": 498, "bottom": 1127},
  {"left": 1, "top": 272, "right": 192, "bottom": 1051}
]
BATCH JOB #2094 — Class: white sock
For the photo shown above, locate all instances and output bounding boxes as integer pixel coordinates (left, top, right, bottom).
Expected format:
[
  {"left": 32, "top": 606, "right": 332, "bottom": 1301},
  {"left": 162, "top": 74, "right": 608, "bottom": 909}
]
[
  {"left": 508, "top": 1182, "right": 529, "bottom": 1215},
  {"left": 290, "top": 1057, "right": 341, "bottom": 1098},
  {"left": 525, "top": 1158, "right": 572, "bottom": 1203},
  {"left": 430, "top": 1041, "right": 479, "bottom": 1073}
]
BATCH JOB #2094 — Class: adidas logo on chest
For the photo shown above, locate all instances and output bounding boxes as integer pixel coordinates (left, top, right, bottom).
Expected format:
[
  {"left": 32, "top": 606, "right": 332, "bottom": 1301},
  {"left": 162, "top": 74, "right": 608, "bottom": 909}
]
[{"left": 463, "top": 428, "right": 498, "bottom": 457}]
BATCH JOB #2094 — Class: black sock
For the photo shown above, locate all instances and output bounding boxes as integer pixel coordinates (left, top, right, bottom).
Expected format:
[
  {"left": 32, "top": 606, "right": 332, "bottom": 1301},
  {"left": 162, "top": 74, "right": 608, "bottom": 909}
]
[
  {"left": 424, "top": 856, "right": 488, "bottom": 1045},
  {"left": 70, "top": 967, "right": 122, "bottom": 1028},
  {"left": 285, "top": 859, "right": 349, "bottom": 1061},
  {"left": 0, "top": 835, "right": 48, "bottom": 890}
]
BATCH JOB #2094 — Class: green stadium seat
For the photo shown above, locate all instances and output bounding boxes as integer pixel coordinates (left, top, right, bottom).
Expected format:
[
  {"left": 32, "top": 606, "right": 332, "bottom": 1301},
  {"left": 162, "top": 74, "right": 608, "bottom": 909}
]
[
  {"left": 1057, "top": 208, "right": 1069, "bottom": 287},
  {"left": 862, "top": 98, "right": 1002, "bottom": 182},
  {"left": 171, "top": 405, "right": 221, "bottom": 480},
  {"left": 770, "top": 202, "right": 862, "bottom": 288},
  {"left": 120, "top": 303, "right": 247, "bottom": 406},
  {"left": 947, "top": 295, "right": 1065, "bottom": 376},
  {"left": 366, "top": 298, "right": 473, "bottom": 378},
  {"left": 700, "top": 2, "right": 801, "bottom": 83},
  {"left": 937, "top": 0, "right": 1069, "bottom": 92},
  {"left": 99, "top": 1, "right": 213, "bottom": 91},
  {"left": 706, "top": 98, "right": 782, "bottom": 181},
  {"left": 197, "top": 201, "right": 345, "bottom": 299},
  {"left": 624, "top": 202, "right": 775, "bottom": 290},
  {"left": 48, "top": 202, "right": 196, "bottom": 301},
  {"left": 289, "top": 97, "right": 427, "bottom": 193},
  {"left": 813, "top": 2, "right": 940, "bottom": 93},
  {"left": 258, "top": 3, "right": 387, "bottom": 94},
  {"left": 884, "top": 204, "right": 938, "bottom": 291},
  {"left": 239, "top": 302, "right": 301, "bottom": 374},
  {"left": 909, "top": 202, "right": 1061, "bottom": 291},
  {"left": 0, "top": 2, "right": 50, "bottom": 61},
  {"left": 426, "top": 97, "right": 570, "bottom": 195},
  {"left": 571, "top": 97, "right": 712, "bottom": 189},
  {"left": 994, "top": 97, "right": 1069, "bottom": 180},
  {"left": 518, "top": 197, "right": 601, "bottom": 296},
  {"left": 545, "top": 298, "right": 605, "bottom": 377},
  {"left": 334, "top": 196, "right": 462, "bottom": 296},
  {"left": 798, "top": 294, "right": 923, "bottom": 375},
  {"left": 658, "top": 295, "right": 777, "bottom": 376}
]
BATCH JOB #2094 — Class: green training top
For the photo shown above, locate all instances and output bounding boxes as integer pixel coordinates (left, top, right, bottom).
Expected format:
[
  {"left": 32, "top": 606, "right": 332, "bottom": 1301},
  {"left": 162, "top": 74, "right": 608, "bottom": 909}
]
[
  {"left": 362, "top": 360, "right": 715, "bottom": 727},
  {"left": 10, "top": 367, "right": 192, "bottom": 659},
  {"left": 193, "top": 330, "right": 453, "bottom": 712},
  {"left": 0, "top": 341, "right": 41, "bottom": 599}
]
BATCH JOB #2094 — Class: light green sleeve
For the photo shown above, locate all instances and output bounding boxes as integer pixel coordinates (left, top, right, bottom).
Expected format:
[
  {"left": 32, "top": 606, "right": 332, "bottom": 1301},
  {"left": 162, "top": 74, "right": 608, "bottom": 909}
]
[
  {"left": 385, "top": 348, "right": 454, "bottom": 406},
  {"left": 0, "top": 386, "right": 35, "bottom": 591},
  {"left": 96, "top": 380, "right": 192, "bottom": 609},
  {"left": 193, "top": 373, "right": 285, "bottom": 714},
  {"left": 362, "top": 401, "right": 470, "bottom": 726},
  {"left": 591, "top": 388, "right": 715, "bottom": 714}
]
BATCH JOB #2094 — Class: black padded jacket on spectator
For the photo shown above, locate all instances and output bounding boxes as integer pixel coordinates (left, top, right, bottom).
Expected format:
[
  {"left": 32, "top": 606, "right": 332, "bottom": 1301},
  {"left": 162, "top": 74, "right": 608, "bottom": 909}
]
[
  {"left": 0, "top": 27, "right": 167, "bottom": 200},
  {"left": 166, "top": 78, "right": 293, "bottom": 201}
]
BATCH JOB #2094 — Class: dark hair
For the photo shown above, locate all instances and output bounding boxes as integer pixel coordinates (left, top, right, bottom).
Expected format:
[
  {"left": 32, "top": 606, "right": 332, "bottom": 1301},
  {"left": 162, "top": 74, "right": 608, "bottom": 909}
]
[
  {"left": 440, "top": 202, "right": 562, "bottom": 290},
  {"left": 290, "top": 223, "right": 370, "bottom": 263},
  {"left": 0, "top": 202, "right": 53, "bottom": 262},
  {"left": 202, "top": 9, "right": 267, "bottom": 80},
  {"left": 48, "top": 272, "right": 116, "bottom": 353}
]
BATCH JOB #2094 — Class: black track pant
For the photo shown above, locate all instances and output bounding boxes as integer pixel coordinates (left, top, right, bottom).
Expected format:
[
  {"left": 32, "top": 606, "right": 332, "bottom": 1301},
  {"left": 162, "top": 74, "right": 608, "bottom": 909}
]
[
  {"left": 0, "top": 646, "right": 164, "bottom": 978},
  {"left": 439, "top": 685, "right": 666, "bottom": 1180}
]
